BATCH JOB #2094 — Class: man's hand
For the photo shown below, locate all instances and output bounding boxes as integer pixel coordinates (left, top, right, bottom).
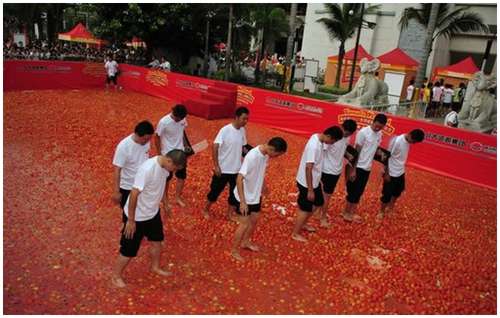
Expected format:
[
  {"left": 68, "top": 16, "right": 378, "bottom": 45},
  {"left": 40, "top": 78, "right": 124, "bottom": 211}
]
[
  {"left": 123, "top": 220, "right": 136, "bottom": 239},
  {"left": 214, "top": 165, "right": 222, "bottom": 177},
  {"left": 240, "top": 202, "right": 249, "bottom": 216},
  {"left": 307, "top": 189, "right": 315, "bottom": 202},
  {"left": 111, "top": 191, "right": 122, "bottom": 205},
  {"left": 349, "top": 169, "right": 357, "bottom": 182}
]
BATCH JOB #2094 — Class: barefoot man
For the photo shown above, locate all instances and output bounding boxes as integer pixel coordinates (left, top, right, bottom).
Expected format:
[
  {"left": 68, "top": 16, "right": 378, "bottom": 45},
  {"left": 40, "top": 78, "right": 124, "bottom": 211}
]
[
  {"left": 112, "top": 150, "right": 187, "bottom": 288},
  {"left": 202, "top": 107, "right": 250, "bottom": 220},
  {"left": 317, "top": 119, "right": 357, "bottom": 228},
  {"left": 155, "top": 104, "right": 191, "bottom": 208},
  {"left": 292, "top": 126, "right": 343, "bottom": 242},
  {"left": 230, "top": 137, "right": 288, "bottom": 261}
]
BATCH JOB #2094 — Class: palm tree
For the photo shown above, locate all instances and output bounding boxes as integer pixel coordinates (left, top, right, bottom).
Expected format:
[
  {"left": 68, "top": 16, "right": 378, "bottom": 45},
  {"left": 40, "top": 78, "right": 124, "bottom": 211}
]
[
  {"left": 317, "top": 4, "right": 379, "bottom": 88},
  {"left": 400, "top": 4, "right": 489, "bottom": 86},
  {"left": 224, "top": 4, "right": 234, "bottom": 81}
]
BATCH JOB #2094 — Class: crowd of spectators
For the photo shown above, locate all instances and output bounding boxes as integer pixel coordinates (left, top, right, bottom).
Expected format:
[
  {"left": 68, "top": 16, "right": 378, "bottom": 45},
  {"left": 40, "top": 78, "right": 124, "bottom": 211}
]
[{"left": 3, "top": 39, "right": 148, "bottom": 65}]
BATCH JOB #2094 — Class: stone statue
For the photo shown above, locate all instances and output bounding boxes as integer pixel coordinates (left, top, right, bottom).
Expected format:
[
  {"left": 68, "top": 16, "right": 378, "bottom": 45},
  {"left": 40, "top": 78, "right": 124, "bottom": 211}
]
[
  {"left": 338, "top": 58, "right": 389, "bottom": 107},
  {"left": 458, "top": 71, "right": 496, "bottom": 133}
]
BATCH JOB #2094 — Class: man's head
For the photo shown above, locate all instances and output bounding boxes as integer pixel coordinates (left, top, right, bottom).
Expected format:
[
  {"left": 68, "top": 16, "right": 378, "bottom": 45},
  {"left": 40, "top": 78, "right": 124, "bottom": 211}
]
[
  {"left": 164, "top": 149, "right": 187, "bottom": 172},
  {"left": 134, "top": 120, "right": 155, "bottom": 145},
  {"left": 371, "top": 113, "right": 387, "bottom": 132},
  {"left": 171, "top": 104, "right": 188, "bottom": 122},
  {"left": 409, "top": 79, "right": 415, "bottom": 86},
  {"left": 407, "top": 129, "right": 425, "bottom": 144},
  {"left": 234, "top": 106, "right": 249, "bottom": 128},
  {"left": 341, "top": 119, "right": 357, "bottom": 138},
  {"left": 266, "top": 137, "right": 288, "bottom": 158},
  {"left": 322, "top": 126, "right": 344, "bottom": 144}
]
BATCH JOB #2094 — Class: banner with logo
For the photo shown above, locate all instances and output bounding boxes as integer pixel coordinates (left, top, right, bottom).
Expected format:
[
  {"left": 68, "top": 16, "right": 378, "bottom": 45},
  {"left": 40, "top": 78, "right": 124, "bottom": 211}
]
[{"left": 236, "top": 85, "right": 497, "bottom": 190}]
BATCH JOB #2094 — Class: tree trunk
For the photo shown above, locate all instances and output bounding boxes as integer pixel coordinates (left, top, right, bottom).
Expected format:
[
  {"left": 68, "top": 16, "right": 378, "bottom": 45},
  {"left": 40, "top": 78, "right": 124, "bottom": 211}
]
[
  {"left": 335, "top": 42, "right": 345, "bottom": 88},
  {"left": 224, "top": 4, "right": 233, "bottom": 81},
  {"left": 283, "top": 3, "right": 297, "bottom": 92},
  {"left": 254, "top": 28, "right": 265, "bottom": 84},
  {"left": 203, "top": 18, "right": 210, "bottom": 77},
  {"left": 415, "top": 3, "right": 440, "bottom": 88}
]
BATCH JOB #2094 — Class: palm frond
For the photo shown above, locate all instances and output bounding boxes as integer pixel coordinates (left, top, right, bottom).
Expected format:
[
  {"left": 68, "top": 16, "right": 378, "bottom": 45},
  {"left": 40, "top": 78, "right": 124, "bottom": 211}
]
[
  {"left": 435, "top": 5, "right": 469, "bottom": 30},
  {"left": 435, "top": 12, "right": 490, "bottom": 39}
]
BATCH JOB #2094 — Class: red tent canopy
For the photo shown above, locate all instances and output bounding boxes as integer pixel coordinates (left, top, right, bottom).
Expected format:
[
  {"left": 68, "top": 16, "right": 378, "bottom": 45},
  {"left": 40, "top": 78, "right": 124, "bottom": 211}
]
[
  {"left": 437, "top": 57, "right": 479, "bottom": 74},
  {"left": 377, "top": 48, "right": 419, "bottom": 67},
  {"left": 328, "top": 45, "right": 373, "bottom": 61},
  {"left": 58, "top": 23, "right": 107, "bottom": 45}
]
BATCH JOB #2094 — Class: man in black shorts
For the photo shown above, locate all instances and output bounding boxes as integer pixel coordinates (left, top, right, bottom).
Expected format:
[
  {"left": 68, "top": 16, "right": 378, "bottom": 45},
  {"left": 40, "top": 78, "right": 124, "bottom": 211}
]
[
  {"left": 344, "top": 113, "right": 388, "bottom": 223},
  {"left": 112, "top": 150, "right": 186, "bottom": 288},
  {"left": 292, "top": 126, "right": 343, "bottom": 242},
  {"left": 202, "top": 107, "right": 250, "bottom": 220},
  {"left": 229, "top": 137, "right": 287, "bottom": 261},
  {"left": 104, "top": 54, "right": 119, "bottom": 90},
  {"left": 378, "top": 129, "right": 424, "bottom": 220}
]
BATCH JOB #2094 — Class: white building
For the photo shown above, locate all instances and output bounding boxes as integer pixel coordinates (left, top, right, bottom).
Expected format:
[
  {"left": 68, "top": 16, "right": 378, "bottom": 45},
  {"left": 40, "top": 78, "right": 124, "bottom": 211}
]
[{"left": 301, "top": 3, "right": 497, "bottom": 76}]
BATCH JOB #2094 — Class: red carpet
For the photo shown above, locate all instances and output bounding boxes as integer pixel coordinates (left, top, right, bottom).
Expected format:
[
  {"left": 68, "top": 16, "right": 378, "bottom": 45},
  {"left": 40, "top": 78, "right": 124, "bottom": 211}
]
[{"left": 3, "top": 89, "right": 496, "bottom": 314}]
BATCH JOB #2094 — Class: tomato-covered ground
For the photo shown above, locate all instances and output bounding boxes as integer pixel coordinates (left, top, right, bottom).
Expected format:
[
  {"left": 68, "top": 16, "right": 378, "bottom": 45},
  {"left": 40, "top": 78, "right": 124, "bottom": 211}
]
[{"left": 3, "top": 89, "right": 496, "bottom": 314}]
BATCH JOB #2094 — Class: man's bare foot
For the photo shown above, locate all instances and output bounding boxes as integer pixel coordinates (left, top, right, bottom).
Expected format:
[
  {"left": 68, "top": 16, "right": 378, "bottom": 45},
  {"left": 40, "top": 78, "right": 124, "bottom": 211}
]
[
  {"left": 303, "top": 224, "right": 316, "bottom": 232},
  {"left": 231, "top": 250, "right": 244, "bottom": 262},
  {"left": 151, "top": 267, "right": 173, "bottom": 277},
  {"left": 320, "top": 218, "right": 331, "bottom": 228},
  {"left": 352, "top": 213, "right": 363, "bottom": 223},
  {"left": 111, "top": 276, "right": 126, "bottom": 288},
  {"left": 227, "top": 212, "right": 237, "bottom": 222},
  {"left": 376, "top": 212, "right": 385, "bottom": 220},
  {"left": 241, "top": 242, "right": 260, "bottom": 252},
  {"left": 202, "top": 209, "right": 210, "bottom": 220},
  {"left": 292, "top": 233, "right": 308, "bottom": 242},
  {"left": 175, "top": 197, "right": 186, "bottom": 208},
  {"left": 341, "top": 212, "right": 353, "bottom": 222}
]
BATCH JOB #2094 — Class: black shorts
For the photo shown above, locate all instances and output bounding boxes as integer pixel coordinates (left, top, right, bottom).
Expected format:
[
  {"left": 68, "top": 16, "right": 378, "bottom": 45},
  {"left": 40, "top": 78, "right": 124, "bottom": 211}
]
[
  {"left": 380, "top": 174, "right": 405, "bottom": 203},
  {"left": 229, "top": 195, "right": 261, "bottom": 215},
  {"left": 443, "top": 102, "right": 452, "bottom": 109},
  {"left": 207, "top": 173, "right": 237, "bottom": 203},
  {"left": 167, "top": 166, "right": 187, "bottom": 181},
  {"left": 297, "top": 182, "right": 324, "bottom": 212},
  {"left": 346, "top": 168, "right": 371, "bottom": 204},
  {"left": 106, "top": 75, "right": 117, "bottom": 85},
  {"left": 119, "top": 188, "right": 131, "bottom": 209},
  {"left": 321, "top": 172, "right": 341, "bottom": 195},
  {"left": 119, "top": 210, "right": 164, "bottom": 258}
]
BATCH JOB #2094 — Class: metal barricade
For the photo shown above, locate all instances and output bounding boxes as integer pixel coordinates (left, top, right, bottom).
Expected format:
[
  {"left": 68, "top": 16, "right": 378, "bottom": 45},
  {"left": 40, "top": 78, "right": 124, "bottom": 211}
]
[{"left": 367, "top": 101, "right": 428, "bottom": 119}]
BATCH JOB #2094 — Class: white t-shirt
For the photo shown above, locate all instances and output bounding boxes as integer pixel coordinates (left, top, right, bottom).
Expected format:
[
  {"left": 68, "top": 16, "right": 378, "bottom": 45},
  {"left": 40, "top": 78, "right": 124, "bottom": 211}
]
[
  {"left": 159, "top": 61, "right": 171, "bottom": 71},
  {"left": 406, "top": 85, "right": 414, "bottom": 101},
  {"left": 355, "top": 126, "right": 382, "bottom": 171},
  {"left": 432, "top": 86, "right": 443, "bottom": 102},
  {"left": 233, "top": 146, "right": 269, "bottom": 205},
  {"left": 444, "top": 111, "right": 458, "bottom": 126},
  {"left": 105, "top": 60, "right": 119, "bottom": 77},
  {"left": 156, "top": 113, "right": 188, "bottom": 155},
  {"left": 387, "top": 134, "right": 410, "bottom": 177},
  {"left": 296, "top": 134, "right": 324, "bottom": 188},
  {"left": 124, "top": 157, "right": 169, "bottom": 221},
  {"left": 322, "top": 136, "right": 350, "bottom": 176},
  {"left": 112, "top": 135, "right": 150, "bottom": 190},
  {"left": 214, "top": 124, "right": 247, "bottom": 174},
  {"left": 443, "top": 88, "right": 454, "bottom": 103}
]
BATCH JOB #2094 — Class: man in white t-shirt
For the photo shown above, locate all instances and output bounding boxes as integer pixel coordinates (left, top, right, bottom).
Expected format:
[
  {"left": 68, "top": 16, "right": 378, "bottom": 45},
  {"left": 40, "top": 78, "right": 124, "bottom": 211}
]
[
  {"left": 159, "top": 56, "right": 171, "bottom": 71},
  {"left": 317, "top": 119, "right": 358, "bottom": 228},
  {"left": 344, "top": 113, "right": 388, "bottom": 223},
  {"left": 155, "top": 104, "right": 191, "bottom": 208},
  {"left": 202, "top": 107, "right": 250, "bottom": 220},
  {"left": 112, "top": 150, "right": 187, "bottom": 288},
  {"left": 378, "top": 129, "right": 425, "bottom": 220},
  {"left": 292, "top": 126, "right": 344, "bottom": 242},
  {"left": 104, "top": 54, "right": 120, "bottom": 90},
  {"left": 230, "top": 137, "right": 288, "bottom": 261},
  {"left": 112, "top": 121, "right": 154, "bottom": 209},
  {"left": 406, "top": 80, "right": 415, "bottom": 102}
]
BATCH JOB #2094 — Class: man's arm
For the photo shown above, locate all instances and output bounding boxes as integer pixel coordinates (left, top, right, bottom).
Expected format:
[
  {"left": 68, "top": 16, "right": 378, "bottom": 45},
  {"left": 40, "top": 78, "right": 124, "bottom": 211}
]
[
  {"left": 124, "top": 188, "right": 140, "bottom": 239},
  {"left": 305, "top": 163, "right": 315, "bottom": 201},
  {"left": 212, "top": 143, "right": 221, "bottom": 176},
  {"left": 112, "top": 166, "right": 122, "bottom": 204},
  {"left": 155, "top": 134, "right": 162, "bottom": 155},
  {"left": 236, "top": 174, "right": 248, "bottom": 215}
]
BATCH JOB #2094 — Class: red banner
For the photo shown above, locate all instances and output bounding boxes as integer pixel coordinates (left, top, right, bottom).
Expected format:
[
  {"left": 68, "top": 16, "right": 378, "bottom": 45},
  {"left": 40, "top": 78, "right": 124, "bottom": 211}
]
[
  {"left": 3, "top": 60, "right": 497, "bottom": 189},
  {"left": 236, "top": 85, "right": 497, "bottom": 190}
]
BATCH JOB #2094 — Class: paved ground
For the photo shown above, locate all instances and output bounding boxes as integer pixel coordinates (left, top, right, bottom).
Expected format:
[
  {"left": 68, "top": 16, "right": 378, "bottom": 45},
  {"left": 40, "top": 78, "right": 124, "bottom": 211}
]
[{"left": 3, "top": 89, "right": 496, "bottom": 314}]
